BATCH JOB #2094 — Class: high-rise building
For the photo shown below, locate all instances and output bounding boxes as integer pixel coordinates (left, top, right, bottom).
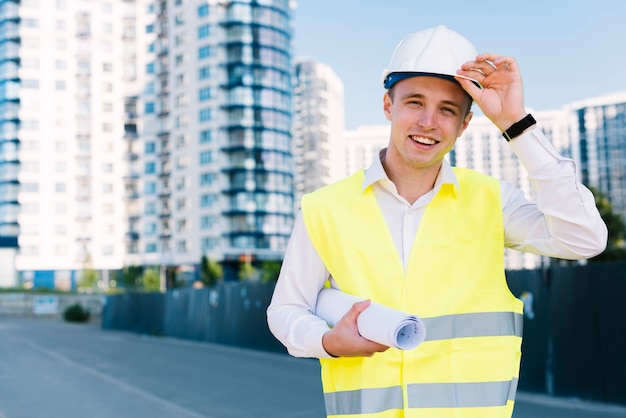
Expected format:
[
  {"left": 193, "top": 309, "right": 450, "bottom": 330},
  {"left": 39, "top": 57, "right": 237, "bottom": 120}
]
[
  {"left": 0, "top": 0, "right": 20, "bottom": 287},
  {"left": 566, "top": 92, "right": 626, "bottom": 224},
  {"left": 5, "top": 0, "right": 296, "bottom": 288},
  {"left": 10, "top": 0, "right": 138, "bottom": 289},
  {"left": 127, "top": 0, "right": 297, "bottom": 281},
  {"left": 340, "top": 124, "right": 388, "bottom": 180},
  {"left": 292, "top": 59, "right": 344, "bottom": 209}
]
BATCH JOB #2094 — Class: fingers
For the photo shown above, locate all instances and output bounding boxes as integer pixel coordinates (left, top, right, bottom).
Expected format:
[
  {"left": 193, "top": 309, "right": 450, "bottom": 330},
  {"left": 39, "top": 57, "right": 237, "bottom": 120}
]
[
  {"left": 322, "top": 299, "right": 389, "bottom": 357},
  {"left": 460, "top": 53, "right": 519, "bottom": 76}
]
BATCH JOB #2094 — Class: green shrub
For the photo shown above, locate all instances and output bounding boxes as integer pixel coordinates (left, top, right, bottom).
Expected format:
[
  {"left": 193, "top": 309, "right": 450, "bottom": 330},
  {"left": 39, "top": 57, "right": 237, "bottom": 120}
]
[{"left": 63, "top": 303, "right": 90, "bottom": 323}]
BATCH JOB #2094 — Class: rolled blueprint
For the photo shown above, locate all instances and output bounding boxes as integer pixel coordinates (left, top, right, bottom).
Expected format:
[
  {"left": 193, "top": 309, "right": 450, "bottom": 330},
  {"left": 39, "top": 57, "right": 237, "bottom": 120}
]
[{"left": 315, "top": 287, "right": 426, "bottom": 350}]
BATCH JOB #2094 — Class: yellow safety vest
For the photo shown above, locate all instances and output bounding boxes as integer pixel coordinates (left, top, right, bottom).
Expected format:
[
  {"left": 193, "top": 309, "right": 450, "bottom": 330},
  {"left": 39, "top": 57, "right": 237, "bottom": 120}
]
[{"left": 301, "top": 168, "right": 524, "bottom": 418}]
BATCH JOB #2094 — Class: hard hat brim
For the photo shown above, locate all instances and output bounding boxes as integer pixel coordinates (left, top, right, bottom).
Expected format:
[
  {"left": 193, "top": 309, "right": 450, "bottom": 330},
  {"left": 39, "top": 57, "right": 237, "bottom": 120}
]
[{"left": 383, "top": 71, "right": 482, "bottom": 90}]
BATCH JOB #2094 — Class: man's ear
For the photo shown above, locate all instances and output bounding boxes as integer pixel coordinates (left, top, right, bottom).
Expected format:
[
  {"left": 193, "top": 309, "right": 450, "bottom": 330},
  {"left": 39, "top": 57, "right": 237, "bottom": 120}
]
[
  {"left": 383, "top": 93, "right": 392, "bottom": 121},
  {"left": 457, "top": 111, "right": 473, "bottom": 137}
]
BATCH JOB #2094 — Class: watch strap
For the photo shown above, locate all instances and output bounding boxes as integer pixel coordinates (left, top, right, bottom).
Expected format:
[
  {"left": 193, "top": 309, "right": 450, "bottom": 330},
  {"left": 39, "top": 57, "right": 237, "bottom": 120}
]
[{"left": 502, "top": 113, "right": 536, "bottom": 142}]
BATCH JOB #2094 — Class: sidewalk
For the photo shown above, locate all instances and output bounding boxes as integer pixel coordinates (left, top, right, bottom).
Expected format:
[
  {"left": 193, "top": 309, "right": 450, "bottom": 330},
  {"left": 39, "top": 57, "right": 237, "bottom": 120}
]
[{"left": 514, "top": 391, "right": 626, "bottom": 418}]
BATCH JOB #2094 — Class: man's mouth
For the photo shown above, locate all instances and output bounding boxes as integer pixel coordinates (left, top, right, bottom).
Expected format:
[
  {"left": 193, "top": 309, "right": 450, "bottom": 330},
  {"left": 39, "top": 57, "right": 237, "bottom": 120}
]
[{"left": 409, "top": 135, "right": 438, "bottom": 145}]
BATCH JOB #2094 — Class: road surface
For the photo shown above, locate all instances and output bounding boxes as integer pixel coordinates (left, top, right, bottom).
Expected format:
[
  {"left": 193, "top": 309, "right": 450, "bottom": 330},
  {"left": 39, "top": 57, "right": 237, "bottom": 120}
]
[{"left": 0, "top": 317, "right": 624, "bottom": 418}]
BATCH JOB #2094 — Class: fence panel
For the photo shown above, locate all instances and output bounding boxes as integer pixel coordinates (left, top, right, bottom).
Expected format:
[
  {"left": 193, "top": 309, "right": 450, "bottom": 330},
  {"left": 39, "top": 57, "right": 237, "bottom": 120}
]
[
  {"left": 506, "top": 268, "right": 551, "bottom": 394},
  {"left": 100, "top": 264, "right": 626, "bottom": 406},
  {"left": 550, "top": 262, "right": 626, "bottom": 405}
]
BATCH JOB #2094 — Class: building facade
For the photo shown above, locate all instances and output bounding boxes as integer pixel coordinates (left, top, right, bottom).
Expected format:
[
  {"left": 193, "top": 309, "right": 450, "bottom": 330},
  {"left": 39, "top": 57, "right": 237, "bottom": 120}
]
[
  {"left": 292, "top": 58, "right": 344, "bottom": 209},
  {"left": 12, "top": 0, "right": 137, "bottom": 289},
  {"left": 5, "top": 0, "right": 296, "bottom": 289},
  {"left": 133, "top": 0, "right": 295, "bottom": 281}
]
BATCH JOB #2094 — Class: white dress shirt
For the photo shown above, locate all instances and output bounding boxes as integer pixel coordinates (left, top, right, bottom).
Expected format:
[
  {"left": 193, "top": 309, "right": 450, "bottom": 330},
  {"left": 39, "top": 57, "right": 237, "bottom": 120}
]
[{"left": 267, "top": 126, "right": 608, "bottom": 359}]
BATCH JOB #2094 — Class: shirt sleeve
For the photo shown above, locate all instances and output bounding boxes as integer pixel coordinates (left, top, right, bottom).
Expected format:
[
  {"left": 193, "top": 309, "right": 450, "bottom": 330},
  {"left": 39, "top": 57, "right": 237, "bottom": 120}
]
[
  {"left": 503, "top": 126, "right": 608, "bottom": 258},
  {"left": 266, "top": 212, "right": 334, "bottom": 358}
]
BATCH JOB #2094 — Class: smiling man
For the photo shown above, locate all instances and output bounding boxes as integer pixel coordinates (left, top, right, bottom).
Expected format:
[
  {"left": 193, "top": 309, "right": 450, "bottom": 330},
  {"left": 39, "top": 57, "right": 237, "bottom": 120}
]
[{"left": 267, "top": 25, "right": 607, "bottom": 418}]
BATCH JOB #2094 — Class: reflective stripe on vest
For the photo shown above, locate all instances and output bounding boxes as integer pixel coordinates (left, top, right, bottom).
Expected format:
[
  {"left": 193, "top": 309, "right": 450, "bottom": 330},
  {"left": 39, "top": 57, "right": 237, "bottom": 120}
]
[
  {"left": 422, "top": 311, "right": 524, "bottom": 341},
  {"left": 325, "top": 378, "right": 519, "bottom": 415}
]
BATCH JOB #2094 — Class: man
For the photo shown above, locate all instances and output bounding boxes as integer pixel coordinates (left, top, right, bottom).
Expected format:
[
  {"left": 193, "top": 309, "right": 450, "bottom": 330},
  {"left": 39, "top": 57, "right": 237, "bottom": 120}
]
[{"left": 267, "top": 25, "right": 607, "bottom": 417}]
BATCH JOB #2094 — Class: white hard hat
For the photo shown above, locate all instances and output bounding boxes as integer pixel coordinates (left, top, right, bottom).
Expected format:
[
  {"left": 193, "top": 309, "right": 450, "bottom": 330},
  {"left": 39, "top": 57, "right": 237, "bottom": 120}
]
[{"left": 382, "top": 25, "right": 480, "bottom": 89}]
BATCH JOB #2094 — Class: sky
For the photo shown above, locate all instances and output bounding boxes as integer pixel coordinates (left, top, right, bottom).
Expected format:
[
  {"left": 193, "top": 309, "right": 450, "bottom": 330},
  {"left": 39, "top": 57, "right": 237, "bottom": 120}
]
[{"left": 293, "top": 0, "right": 626, "bottom": 129}]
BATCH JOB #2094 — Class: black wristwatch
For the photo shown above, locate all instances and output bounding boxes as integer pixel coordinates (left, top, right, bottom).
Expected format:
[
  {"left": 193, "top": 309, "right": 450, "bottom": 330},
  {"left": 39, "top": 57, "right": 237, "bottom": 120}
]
[{"left": 502, "top": 114, "right": 536, "bottom": 142}]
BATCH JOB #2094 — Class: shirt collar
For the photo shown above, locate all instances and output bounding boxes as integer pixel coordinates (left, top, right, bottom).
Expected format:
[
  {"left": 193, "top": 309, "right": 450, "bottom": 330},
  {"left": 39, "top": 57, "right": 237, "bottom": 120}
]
[{"left": 362, "top": 148, "right": 460, "bottom": 194}]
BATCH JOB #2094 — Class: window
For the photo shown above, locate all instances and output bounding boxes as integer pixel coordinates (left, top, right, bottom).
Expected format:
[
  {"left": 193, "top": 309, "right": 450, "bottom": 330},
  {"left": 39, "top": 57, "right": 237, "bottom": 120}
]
[
  {"left": 146, "top": 243, "right": 157, "bottom": 253},
  {"left": 174, "top": 33, "right": 186, "bottom": 46},
  {"left": 22, "top": 19, "right": 39, "bottom": 28},
  {"left": 198, "top": 45, "right": 211, "bottom": 59},
  {"left": 176, "top": 240, "right": 188, "bottom": 253},
  {"left": 21, "top": 59, "right": 39, "bottom": 69},
  {"left": 200, "top": 194, "right": 216, "bottom": 208},
  {"left": 175, "top": 93, "right": 188, "bottom": 108},
  {"left": 176, "top": 197, "right": 187, "bottom": 211},
  {"left": 55, "top": 80, "right": 66, "bottom": 90},
  {"left": 145, "top": 142, "right": 156, "bottom": 154},
  {"left": 55, "top": 60, "right": 66, "bottom": 70},
  {"left": 146, "top": 63, "right": 155, "bottom": 74},
  {"left": 200, "top": 130, "right": 212, "bottom": 143},
  {"left": 145, "top": 182, "right": 156, "bottom": 194},
  {"left": 145, "top": 222, "right": 157, "bottom": 235},
  {"left": 175, "top": 54, "right": 185, "bottom": 67},
  {"left": 55, "top": 183, "right": 66, "bottom": 193},
  {"left": 145, "top": 201, "right": 156, "bottom": 214},
  {"left": 198, "top": 4, "right": 209, "bottom": 17},
  {"left": 198, "top": 24, "right": 210, "bottom": 39},
  {"left": 199, "top": 108, "right": 211, "bottom": 122},
  {"left": 200, "top": 172, "right": 214, "bottom": 185},
  {"left": 22, "top": 79, "right": 39, "bottom": 89},
  {"left": 201, "top": 216, "right": 214, "bottom": 230},
  {"left": 102, "top": 63, "right": 113, "bottom": 72},
  {"left": 144, "top": 102, "right": 155, "bottom": 114},
  {"left": 199, "top": 151, "right": 212, "bottom": 164},
  {"left": 199, "top": 87, "right": 211, "bottom": 101},
  {"left": 202, "top": 238, "right": 218, "bottom": 251},
  {"left": 146, "top": 24, "right": 154, "bottom": 34},
  {"left": 199, "top": 66, "right": 210, "bottom": 80},
  {"left": 145, "top": 162, "right": 156, "bottom": 174},
  {"left": 103, "top": 102, "right": 113, "bottom": 112},
  {"left": 22, "top": 183, "right": 39, "bottom": 192}
]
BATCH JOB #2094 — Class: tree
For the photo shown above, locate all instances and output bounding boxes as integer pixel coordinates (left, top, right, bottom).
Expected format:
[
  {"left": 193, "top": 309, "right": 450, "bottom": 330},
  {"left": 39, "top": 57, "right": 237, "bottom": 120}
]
[
  {"left": 260, "top": 260, "right": 282, "bottom": 283},
  {"left": 588, "top": 186, "right": 626, "bottom": 262},
  {"left": 78, "top": 254, "right": 99, "bottom": 293},
  {"left": 200, "top": 255, "right": 223, "bottom": 287},
  {"left": 238, "top": 260, "right": 257, "bottom": 281},
  {"left": 121, "top": 265, "right": 143, "bottom": 289},
  {"left": 141, "top": 267, "right": 161, "bottom": 292}
]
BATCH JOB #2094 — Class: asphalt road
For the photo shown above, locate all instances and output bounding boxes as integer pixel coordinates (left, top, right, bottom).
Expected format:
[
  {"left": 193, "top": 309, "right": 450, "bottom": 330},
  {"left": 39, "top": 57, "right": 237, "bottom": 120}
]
[{"left": 0, "top": 317, "right": 625, "bottom": 418}]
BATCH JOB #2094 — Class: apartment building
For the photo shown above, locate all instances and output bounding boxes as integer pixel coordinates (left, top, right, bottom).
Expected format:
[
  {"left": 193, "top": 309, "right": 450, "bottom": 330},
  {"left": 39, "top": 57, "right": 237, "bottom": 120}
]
[
  {"left": 133, "top": 0, "right": 295, "bottom": 281},
  {"left": 3, "top": 0, "right": 295, "bottom": 288},
  {"left": 292, "top": 58, "right": 344, "bottom": 209},
  {"left": 10, "top": 0, "right": 137, "bottom": 289}
]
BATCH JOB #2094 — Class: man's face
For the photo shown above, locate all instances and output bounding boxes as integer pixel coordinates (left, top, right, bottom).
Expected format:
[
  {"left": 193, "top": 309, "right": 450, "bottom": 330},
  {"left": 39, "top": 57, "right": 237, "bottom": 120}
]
[{"left": 383, "top": 76, "right": 472, "bottom": 173}]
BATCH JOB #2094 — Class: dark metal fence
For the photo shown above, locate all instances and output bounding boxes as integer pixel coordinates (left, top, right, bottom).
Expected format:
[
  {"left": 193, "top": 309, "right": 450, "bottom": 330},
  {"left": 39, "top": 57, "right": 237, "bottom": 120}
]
[{"left": 102, "top": 262, "right": 626, "bottom": 406}]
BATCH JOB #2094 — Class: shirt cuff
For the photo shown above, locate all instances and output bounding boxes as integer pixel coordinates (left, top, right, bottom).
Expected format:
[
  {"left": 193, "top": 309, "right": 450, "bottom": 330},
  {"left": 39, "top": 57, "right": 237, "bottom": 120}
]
[
  {"left": 308, "top": 323, "right": 334, "bottom": 359},
  {"left": 508, "top": 125, "right": 564, "bottom": 174}
]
